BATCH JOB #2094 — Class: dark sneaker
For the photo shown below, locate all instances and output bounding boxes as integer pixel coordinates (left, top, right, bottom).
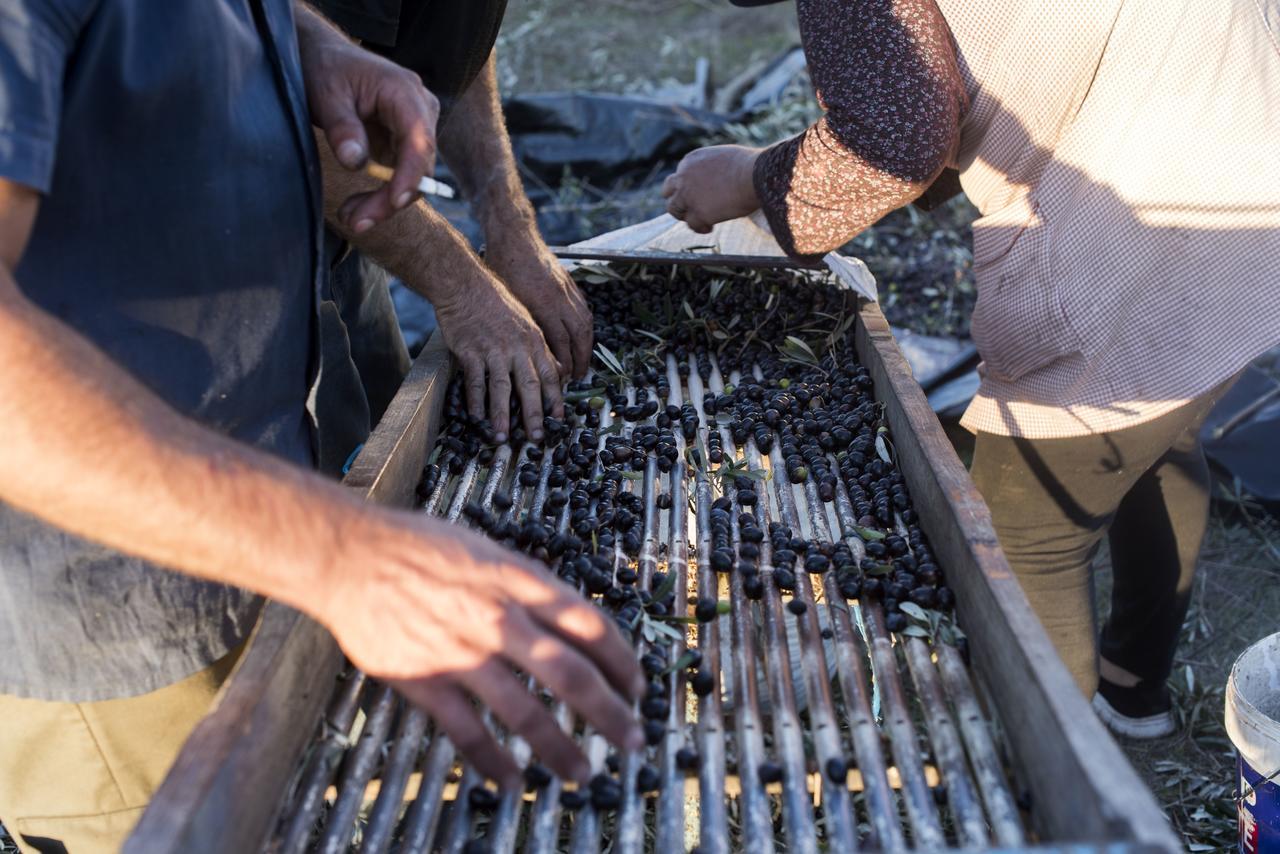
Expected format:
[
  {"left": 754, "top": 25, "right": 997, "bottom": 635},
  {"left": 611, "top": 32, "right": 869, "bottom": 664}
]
[{"left": 1092, "top": 678, "right": 1176, "bottom": 739}]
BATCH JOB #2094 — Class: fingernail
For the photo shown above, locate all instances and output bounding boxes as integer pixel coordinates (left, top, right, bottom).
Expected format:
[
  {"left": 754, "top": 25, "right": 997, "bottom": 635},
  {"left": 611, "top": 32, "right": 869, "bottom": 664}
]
[
  {"left": 531, "top": 429, "right": 544, "bottom": 442},
  {"left": 395, "top": 191, "right": 414, "bottom": 209},
  {"left": 337, "top": 140, "right": 364, "bottom": 167},
  {"left": 494, "top": 432, "right": 507, "bottom": 444},
  {"left": 625, "top": 726, "right": 646, "bottom": 752},
  {"left": 354, "top": 218, "right": 374, "bottom": 234}
]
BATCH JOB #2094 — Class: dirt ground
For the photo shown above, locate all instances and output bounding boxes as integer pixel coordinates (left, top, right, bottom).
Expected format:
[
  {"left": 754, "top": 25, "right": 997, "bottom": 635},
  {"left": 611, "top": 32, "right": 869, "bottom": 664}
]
[
  {"left": 496, "top": 0, "right": 799, "bottom": 98},
  {"left": 1095, "top": 500, "right": 1280, "bottom": 851}
]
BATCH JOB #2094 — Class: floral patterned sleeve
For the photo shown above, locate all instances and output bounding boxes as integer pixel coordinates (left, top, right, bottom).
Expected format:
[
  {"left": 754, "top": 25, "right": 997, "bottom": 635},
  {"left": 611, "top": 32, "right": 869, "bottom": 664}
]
[{"left": 754, "top": 0, "right": 966, "bottom": 258}]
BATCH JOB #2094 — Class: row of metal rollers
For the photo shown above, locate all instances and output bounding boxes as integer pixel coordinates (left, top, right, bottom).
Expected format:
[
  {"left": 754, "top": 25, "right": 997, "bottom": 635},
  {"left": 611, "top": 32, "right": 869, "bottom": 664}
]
[{"left": 265, "top": 351, "right": 1027, "bottom": 854}]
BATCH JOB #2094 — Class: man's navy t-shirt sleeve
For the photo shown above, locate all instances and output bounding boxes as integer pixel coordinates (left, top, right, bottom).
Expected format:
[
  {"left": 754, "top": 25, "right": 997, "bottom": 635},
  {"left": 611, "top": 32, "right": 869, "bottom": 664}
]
[{"left": 0, "top": 1, "right": 96, "bottom": 193}]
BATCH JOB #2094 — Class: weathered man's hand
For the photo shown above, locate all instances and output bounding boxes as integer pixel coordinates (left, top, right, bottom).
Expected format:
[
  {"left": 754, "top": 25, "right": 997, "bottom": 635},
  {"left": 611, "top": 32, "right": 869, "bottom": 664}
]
[
  {"left": 320, "top": 510, "right": 646, "bottom": 787},
  {"left": 297, "top": 6, "right": 439, "bottom": 233},
  {"left": 662, "top": 144, "right": 763, "bottom": 234},
  {"left": 485, "top": 238, "right": 593, "bottom": 380},
  {"left": 434, "top": 267, "right": 564, "bottom": 443}
]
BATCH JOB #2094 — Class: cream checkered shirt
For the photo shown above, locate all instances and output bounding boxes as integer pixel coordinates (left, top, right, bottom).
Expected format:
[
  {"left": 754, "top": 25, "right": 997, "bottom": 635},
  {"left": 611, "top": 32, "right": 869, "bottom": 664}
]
[
  {"left": 943, "top": 0, "right": 1280, "bottom": 437},
  {"left": 757, "top": 0, "right": 1280, "bottom": 438}
]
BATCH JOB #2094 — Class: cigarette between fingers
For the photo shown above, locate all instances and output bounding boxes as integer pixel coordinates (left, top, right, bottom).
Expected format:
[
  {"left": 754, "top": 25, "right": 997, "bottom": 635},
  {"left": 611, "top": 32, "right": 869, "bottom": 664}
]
[{"left": 364, "top": 163, "right": 456, "bottom": 199}]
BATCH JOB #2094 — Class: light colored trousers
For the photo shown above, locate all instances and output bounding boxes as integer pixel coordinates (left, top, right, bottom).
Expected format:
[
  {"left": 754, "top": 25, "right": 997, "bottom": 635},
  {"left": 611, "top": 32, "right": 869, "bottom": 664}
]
[{"left": 0, "top": 645, "right": 241, "bottom": 853}]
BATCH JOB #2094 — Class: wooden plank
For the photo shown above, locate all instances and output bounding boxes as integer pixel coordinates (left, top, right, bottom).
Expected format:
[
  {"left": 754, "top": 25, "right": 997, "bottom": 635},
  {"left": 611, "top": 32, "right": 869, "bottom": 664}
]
[
  {"left": 344, "top": 332, "right": 452, "bottom": 506},
  {"left": 568, "top": 210, "right": 786, "bottom": 256},
  {"left": 852, "top": 301, "right": 1181, "bottom": 852},
  {"left": 124, "top": 334, "right": 455, "bottom": 854},
  {"left": 550, "top": 247, "right": 825, "bottom": 270}
]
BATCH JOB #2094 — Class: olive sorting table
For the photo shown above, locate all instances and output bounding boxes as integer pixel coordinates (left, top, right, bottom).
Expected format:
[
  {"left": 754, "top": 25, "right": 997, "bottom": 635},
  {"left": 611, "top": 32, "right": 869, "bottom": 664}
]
[{"left": 125, "top": 219, "right": 1179, "bottom": 854}]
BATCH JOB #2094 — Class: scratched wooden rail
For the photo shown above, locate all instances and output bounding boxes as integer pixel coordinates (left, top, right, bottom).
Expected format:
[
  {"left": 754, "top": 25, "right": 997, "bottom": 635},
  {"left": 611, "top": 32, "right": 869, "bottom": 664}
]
[{"left": 126, "top": 222, "right": 1179, "bottom": 854}]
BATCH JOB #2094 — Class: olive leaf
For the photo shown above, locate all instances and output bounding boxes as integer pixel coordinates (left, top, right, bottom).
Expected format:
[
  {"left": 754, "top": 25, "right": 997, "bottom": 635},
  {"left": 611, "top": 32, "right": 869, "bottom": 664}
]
[
  {"left": 594, "top": 342, "right": 626, "bottom": 377},
  {"left": 863, "top": 562, "right": 894, "bottom": 577},
  {"left": 875, "top": 426, "right": 895, "bottom": 464},
  {"left": 645, "top": 615, "right": 685, "bottom": 644},
  {"left": 632, "top": 299, "right": 660, "bottom": 327},
  {"left": 854, "top": 526, "right": 886, "bottom": 541},
  {"left": 898, "top": 601, "right": 929, "bottom": 624},
  {"left": 563, "top": 387, "right": 606, "bottom": 402},
  {"left": 650, "top": 568, "right": 678, "bottom": 603},
  {"left": 900, "top": 625, "right": 931, "bottom": 638},
  {"left": 663, "top": 650, "right": 700, "bottom": 675},
  {"left": 709, "top": 278, "right": 728, "bottom": 302}
]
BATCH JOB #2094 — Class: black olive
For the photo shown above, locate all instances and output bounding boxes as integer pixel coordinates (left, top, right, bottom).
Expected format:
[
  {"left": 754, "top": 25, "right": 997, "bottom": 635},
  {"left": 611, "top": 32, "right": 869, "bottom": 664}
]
[
  {"left": 467, "top": 785, "right": 498, "bottom": 811},
  {"left": 641, "top": 695, "right": 670, "bottom": 720},
  {"left": 691, "top": 669, "right": 715, "bottom": 697},
  {"left": 636, "top": 764, "right": 662, "bottom": 793},
  {"left": 524, "top": 763, "right": 552, "bottom": 790},
  {"left": 909, "top": 586, "right": 937, "bottom": 608},
  {"left": 676, "top": 747, "right": 701, "bottom": 771},
  {"left": 937, "top": 586, "right": 956, "bottom": 609},
  {"left": 786, "top": 599, "right": 807, "bottom": 616},
  {"left": 590, "top": 779, "right": 622, "bottom": 811},
  {"left": 644, "top": 719, "right": 665, "bottom": 745},
  {"left": 757, "top": 762, "right": 783, "bottom": 786},
  {"left": 694, "top": 597, "right": 719, "bottom": 623},
  {"left": 825, "top": 757, "right": 848, "bottom": 783}
]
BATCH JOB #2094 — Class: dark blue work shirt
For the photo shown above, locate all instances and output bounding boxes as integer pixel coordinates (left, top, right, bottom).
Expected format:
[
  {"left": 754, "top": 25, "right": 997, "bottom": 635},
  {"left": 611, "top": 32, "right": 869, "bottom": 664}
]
[{"left": 0, "top": 0, "right": 324, "bottom": 700}]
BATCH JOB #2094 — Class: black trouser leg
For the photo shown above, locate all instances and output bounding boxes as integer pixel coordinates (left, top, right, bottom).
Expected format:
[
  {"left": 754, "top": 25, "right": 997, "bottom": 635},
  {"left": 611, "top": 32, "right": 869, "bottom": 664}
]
[
  {"left": 970, "top": 389, "right": 1224, "bottom": 698},
  {"left": 1100, "top": 422, "right": 1210, "bottom": 685}
]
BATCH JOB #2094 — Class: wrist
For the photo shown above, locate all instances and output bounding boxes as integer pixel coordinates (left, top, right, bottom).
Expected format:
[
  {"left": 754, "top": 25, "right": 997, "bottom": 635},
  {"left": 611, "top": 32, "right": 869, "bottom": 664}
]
[
  {"left": 301, "top": 499, "right": 419, "bottom": 625},
  {"left": 475, "top": 181, "right": 540, "bottom": 245},
  {"left": 733, "top": 146, "right": 764, "bottom": 211}
]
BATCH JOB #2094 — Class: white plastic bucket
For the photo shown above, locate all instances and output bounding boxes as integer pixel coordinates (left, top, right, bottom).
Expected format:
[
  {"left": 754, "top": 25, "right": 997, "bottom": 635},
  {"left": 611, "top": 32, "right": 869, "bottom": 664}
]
[{"left": 1226, "top": 632, "right": 1280, "bottom": 853}]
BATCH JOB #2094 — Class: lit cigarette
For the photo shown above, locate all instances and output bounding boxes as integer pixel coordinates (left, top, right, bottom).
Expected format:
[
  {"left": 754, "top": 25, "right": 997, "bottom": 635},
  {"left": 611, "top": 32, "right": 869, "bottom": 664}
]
[{"left": 364, "top": 163, "right": 456, "bottom": 199}]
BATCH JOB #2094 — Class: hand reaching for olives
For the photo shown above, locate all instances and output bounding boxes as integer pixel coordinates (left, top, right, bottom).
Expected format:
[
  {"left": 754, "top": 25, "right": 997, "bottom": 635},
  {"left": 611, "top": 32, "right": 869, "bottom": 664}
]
[
  {"left": 432, "top": 266, "right": 564, "bottom": 443},
  {"left": 663, "top": 144, "right": 764, "bottom": 234},
  {"left": 484, "top": 236, "right": 594, "bottom": 381},
  {"left": 318, "top": 509, "right": 646, "bottom": 788}
]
